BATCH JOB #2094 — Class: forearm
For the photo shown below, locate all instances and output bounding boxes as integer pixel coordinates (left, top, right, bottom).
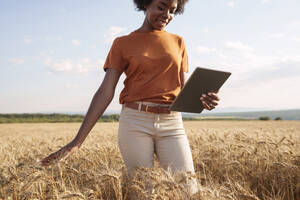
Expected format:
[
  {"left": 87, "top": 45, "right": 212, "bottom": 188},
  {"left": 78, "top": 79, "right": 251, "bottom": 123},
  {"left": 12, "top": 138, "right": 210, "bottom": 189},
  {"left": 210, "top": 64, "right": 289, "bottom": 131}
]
[
  {"left": 40, "top": 69, "right": 121, "bottom": 166},
  {"left": 71, "top": 89, "right": 113, "bottom": 146}
]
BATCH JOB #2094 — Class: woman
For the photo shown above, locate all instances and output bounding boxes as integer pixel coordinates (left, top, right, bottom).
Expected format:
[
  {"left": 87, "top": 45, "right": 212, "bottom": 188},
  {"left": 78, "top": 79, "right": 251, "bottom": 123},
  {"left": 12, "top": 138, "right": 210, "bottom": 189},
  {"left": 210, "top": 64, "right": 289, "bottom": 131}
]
[{"left": 41, "top": 0, "right": 219, "bottom": 195}]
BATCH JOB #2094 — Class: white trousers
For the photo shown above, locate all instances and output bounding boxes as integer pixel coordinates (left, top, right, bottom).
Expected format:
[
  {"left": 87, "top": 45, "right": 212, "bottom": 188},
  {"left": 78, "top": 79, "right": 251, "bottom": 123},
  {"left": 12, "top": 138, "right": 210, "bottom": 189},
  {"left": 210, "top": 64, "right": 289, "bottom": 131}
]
[{"left": 118, "top": 102, "right": 198, "bottom": 194}]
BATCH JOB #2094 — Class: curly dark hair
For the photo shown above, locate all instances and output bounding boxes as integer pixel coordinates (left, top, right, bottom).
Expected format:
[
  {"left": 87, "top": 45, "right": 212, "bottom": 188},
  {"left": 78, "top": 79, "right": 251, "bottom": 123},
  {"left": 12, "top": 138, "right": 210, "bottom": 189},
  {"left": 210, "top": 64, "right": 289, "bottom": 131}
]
[{"left": 133, "top": 0, "right": 188, "bottom": 15}]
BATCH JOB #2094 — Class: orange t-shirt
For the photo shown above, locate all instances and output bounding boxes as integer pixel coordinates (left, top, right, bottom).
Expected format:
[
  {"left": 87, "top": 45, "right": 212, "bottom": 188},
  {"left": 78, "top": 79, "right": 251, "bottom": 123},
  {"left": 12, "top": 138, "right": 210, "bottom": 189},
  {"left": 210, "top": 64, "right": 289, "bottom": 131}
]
[{"left": 103, "top": 29, "right": 188, "bottom": 104}]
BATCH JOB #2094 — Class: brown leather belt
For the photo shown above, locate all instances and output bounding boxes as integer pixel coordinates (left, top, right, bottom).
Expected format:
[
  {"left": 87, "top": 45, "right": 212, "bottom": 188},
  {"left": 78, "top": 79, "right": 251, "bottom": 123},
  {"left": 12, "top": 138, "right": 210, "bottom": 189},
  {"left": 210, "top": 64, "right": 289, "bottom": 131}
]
[{"left": 124, "top": 102, "right": 171, "bottom": 114}]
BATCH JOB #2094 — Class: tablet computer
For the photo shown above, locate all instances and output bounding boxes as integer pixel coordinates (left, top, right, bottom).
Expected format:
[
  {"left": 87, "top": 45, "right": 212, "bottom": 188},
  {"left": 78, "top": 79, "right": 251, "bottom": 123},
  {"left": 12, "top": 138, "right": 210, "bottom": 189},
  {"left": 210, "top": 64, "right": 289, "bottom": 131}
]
[{"left": 169, "top": 67, "right": 231, "bottom": 113}]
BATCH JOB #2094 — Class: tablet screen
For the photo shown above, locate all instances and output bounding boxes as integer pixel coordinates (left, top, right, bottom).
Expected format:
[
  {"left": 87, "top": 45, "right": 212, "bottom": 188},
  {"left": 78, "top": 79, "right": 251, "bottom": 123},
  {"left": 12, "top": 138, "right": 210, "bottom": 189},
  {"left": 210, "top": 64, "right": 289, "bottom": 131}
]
[{"left": 169, "top": 67, "right": 231, "bottom": 113}]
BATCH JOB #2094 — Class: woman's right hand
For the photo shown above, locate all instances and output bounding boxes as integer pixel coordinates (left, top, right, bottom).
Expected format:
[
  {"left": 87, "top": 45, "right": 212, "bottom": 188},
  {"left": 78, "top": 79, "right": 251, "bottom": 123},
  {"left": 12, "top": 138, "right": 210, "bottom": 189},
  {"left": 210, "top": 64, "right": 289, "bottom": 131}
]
[
  {"left": 40, "top": 141, "right": 80, "bottom": 167},
  {"left": 40, "top": 69, "right": 122, "bottom": 167}
]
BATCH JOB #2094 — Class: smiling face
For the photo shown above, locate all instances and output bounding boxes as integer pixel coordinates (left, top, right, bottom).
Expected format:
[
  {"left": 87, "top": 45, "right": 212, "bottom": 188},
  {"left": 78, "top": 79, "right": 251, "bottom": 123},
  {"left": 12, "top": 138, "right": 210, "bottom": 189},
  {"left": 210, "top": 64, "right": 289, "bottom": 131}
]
[{"left": 144, "top": 0, "right": 178, "bottom": 30}]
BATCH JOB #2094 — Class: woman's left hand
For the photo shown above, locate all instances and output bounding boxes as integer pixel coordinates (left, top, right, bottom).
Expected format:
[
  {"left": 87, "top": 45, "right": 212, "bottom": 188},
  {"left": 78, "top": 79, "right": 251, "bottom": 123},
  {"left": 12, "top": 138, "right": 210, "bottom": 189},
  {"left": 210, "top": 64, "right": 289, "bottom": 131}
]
[{"left": 200, "top": 92, "right": 220, "bottom": 110}]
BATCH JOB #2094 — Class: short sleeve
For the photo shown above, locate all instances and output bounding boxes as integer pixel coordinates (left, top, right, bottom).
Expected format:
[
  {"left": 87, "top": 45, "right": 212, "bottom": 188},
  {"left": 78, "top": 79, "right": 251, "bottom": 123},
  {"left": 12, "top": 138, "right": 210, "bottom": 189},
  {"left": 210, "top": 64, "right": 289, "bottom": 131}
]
[
  {"left": 103, "top": 37, "right": 127, "bottom": 73},
  {"left": 181, "top": 38, "right": 189, "bottom": 73}
]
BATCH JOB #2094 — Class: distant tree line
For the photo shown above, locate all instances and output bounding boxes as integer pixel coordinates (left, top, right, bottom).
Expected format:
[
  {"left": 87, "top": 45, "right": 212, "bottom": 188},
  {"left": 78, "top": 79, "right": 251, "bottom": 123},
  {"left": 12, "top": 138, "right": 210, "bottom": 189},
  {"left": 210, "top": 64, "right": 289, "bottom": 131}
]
[
  {"left": 0, "top": 113, "right": 120, "bottom": 123},
  {"left": 258, "top": 116, "right": 282, "bottom": 121},
  {"left": 0, "top": 114, "right": 284, "bottom": 123}
]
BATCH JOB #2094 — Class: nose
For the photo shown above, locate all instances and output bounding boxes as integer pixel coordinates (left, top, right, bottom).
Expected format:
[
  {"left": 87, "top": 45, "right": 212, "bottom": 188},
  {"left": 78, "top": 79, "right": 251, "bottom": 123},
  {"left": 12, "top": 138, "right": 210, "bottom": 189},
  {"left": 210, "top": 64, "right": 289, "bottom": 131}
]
[{"left": 162, "top": 10, "right": 172, "bottom": 19}]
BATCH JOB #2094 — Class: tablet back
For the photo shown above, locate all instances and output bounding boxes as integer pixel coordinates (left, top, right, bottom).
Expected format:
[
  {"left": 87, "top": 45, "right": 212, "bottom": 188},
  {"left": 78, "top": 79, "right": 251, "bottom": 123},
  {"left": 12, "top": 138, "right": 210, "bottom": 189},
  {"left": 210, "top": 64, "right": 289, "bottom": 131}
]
[{"left": 169, "top": 67, "right": 231, "bottom": 113}]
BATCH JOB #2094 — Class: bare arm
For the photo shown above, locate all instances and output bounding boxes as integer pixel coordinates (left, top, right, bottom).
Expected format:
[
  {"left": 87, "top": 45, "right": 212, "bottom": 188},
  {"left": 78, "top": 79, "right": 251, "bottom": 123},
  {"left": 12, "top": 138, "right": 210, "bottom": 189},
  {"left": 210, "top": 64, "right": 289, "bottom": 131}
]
[
  {"left": 72, "top": 68, "right": 121, "bottom": 146},
  {"left": 41, "top": 68, "right": 122, "bottom": 166}
]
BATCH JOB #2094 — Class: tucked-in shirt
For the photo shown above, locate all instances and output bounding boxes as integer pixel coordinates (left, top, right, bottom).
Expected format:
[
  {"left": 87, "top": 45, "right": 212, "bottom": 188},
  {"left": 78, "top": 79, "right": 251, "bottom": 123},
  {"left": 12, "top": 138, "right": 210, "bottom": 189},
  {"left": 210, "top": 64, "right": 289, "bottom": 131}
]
[{"left": 103, "top": 29, "right": 188, "bottom": 104}]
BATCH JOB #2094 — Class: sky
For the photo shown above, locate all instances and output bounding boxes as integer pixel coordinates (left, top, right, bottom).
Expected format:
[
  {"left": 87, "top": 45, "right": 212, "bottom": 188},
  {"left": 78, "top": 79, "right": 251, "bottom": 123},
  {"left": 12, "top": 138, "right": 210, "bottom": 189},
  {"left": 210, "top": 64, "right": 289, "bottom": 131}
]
[{"left": 1, "top": 0, "right": 300, "bottom": 114}]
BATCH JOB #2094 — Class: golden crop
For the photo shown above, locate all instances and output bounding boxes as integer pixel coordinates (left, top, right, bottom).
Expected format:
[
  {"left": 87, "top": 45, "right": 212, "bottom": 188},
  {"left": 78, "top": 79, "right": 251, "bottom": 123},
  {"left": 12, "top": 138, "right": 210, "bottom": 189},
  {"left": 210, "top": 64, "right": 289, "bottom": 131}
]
[{"left": 0, "top": 121, "right": 299, "bottom": 200}]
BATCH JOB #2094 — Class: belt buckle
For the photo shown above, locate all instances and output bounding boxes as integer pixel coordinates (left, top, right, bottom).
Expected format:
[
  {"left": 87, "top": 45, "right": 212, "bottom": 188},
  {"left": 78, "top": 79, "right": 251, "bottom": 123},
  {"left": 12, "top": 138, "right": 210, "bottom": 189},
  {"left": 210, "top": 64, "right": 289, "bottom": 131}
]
[{"left": 145, "top": 105, "right": 150, "bottom": 113}]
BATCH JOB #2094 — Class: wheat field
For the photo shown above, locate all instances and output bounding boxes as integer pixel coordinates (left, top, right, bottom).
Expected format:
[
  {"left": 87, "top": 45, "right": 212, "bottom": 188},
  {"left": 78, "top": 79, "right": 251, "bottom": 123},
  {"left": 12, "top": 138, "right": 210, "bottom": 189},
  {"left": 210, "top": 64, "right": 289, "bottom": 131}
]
[{"left": 0, "top": 121, "right": 299, "bottom": 200}]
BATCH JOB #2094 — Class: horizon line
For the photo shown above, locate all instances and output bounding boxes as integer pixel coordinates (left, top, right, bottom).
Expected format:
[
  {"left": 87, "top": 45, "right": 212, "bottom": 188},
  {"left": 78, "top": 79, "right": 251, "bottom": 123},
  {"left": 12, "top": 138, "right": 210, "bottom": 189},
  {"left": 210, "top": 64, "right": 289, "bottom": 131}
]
[{"left": 1, "top": 108, "right": 300, "bottom": 115}]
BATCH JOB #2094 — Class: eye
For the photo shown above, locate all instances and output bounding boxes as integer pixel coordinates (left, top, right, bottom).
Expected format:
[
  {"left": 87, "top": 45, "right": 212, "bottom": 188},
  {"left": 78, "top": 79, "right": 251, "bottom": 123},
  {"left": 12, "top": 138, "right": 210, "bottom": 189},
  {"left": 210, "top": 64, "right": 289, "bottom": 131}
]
[{"left": 158, "top": 6, "right": 164, "bottom": 11}]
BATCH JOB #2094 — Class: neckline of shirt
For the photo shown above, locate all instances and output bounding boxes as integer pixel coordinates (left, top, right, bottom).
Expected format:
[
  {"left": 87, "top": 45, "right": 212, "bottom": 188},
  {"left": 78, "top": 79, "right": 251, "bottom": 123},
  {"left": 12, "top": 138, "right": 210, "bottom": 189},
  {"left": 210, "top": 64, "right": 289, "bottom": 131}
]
[{"left": 132, "top": 29, "right": 167, "bottom": 34}]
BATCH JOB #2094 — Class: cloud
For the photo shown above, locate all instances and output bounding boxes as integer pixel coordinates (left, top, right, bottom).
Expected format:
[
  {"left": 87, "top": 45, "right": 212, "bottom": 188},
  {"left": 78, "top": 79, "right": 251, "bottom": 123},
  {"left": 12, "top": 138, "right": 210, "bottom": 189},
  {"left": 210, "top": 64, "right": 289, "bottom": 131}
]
[
  {"left": 195, "top": 41, "right": 256, "bottom": 60},
  {"left": 288, "top": 20, "right": 300, "bottom": 29},
  {"left": 268, "top": 33, "right": 285, "bottom": 38},
  {"left": 45, "top": 58, "right": 73, "bottom": 72},
  {"left": 97, "top": 59, "right": 105, "bottom": 67},
  {"left": 9, "top": 58, "right": 25, "bottom": 65},
  {"left": 224, "top": 41, "right": 254, "bottom": 52},
  {"left": 202, "top": 28, "right": 209, "bottom": 33},
  {"left": 193, "top": 40, "right": 298, "bottom": 88},
  {"left": 293, "top": 36, "right": 300, "bottom": 42},
  {"left": 261, "top": 0, "right": 272, "bottom": 4},
  {"left": 240, "top": 56, "right": 300, "bottom": 84},
  {"left": 104, "top": 26, "right": 125, "bottom": 43},
  {"left": 24, "top": 37, "right": 32, "bottom": 44},
  {"left": 220, "top": 75, "right": 300, "bottom": 109},
  {"left": 45, "top": 36, "right": 63, "bottom": 41},
  {"left": 45, "top": 57, "right": 101, "bottom": 75},
  {"left": 72, "top": 39, "right": 80, "bottom": 46},
  {"left": 196, "top": 46, "right": 217, "bottom": 54},
  {"left": 227, "top": 1, "right": 237, "bottom": 8},
  {"left": 194, "top": 46, "right": 300, "bottom": 109},
  {"left": 65, "top": 83, "right": 79, "bottom": 89}
]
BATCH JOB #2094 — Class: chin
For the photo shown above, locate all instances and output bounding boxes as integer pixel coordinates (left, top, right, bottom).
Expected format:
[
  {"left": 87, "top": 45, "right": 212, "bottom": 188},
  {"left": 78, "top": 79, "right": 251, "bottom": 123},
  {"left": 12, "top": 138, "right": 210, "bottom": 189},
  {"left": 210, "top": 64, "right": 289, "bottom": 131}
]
[{"left": 154, "top": 25, "right": 166, "bottom": 30}]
